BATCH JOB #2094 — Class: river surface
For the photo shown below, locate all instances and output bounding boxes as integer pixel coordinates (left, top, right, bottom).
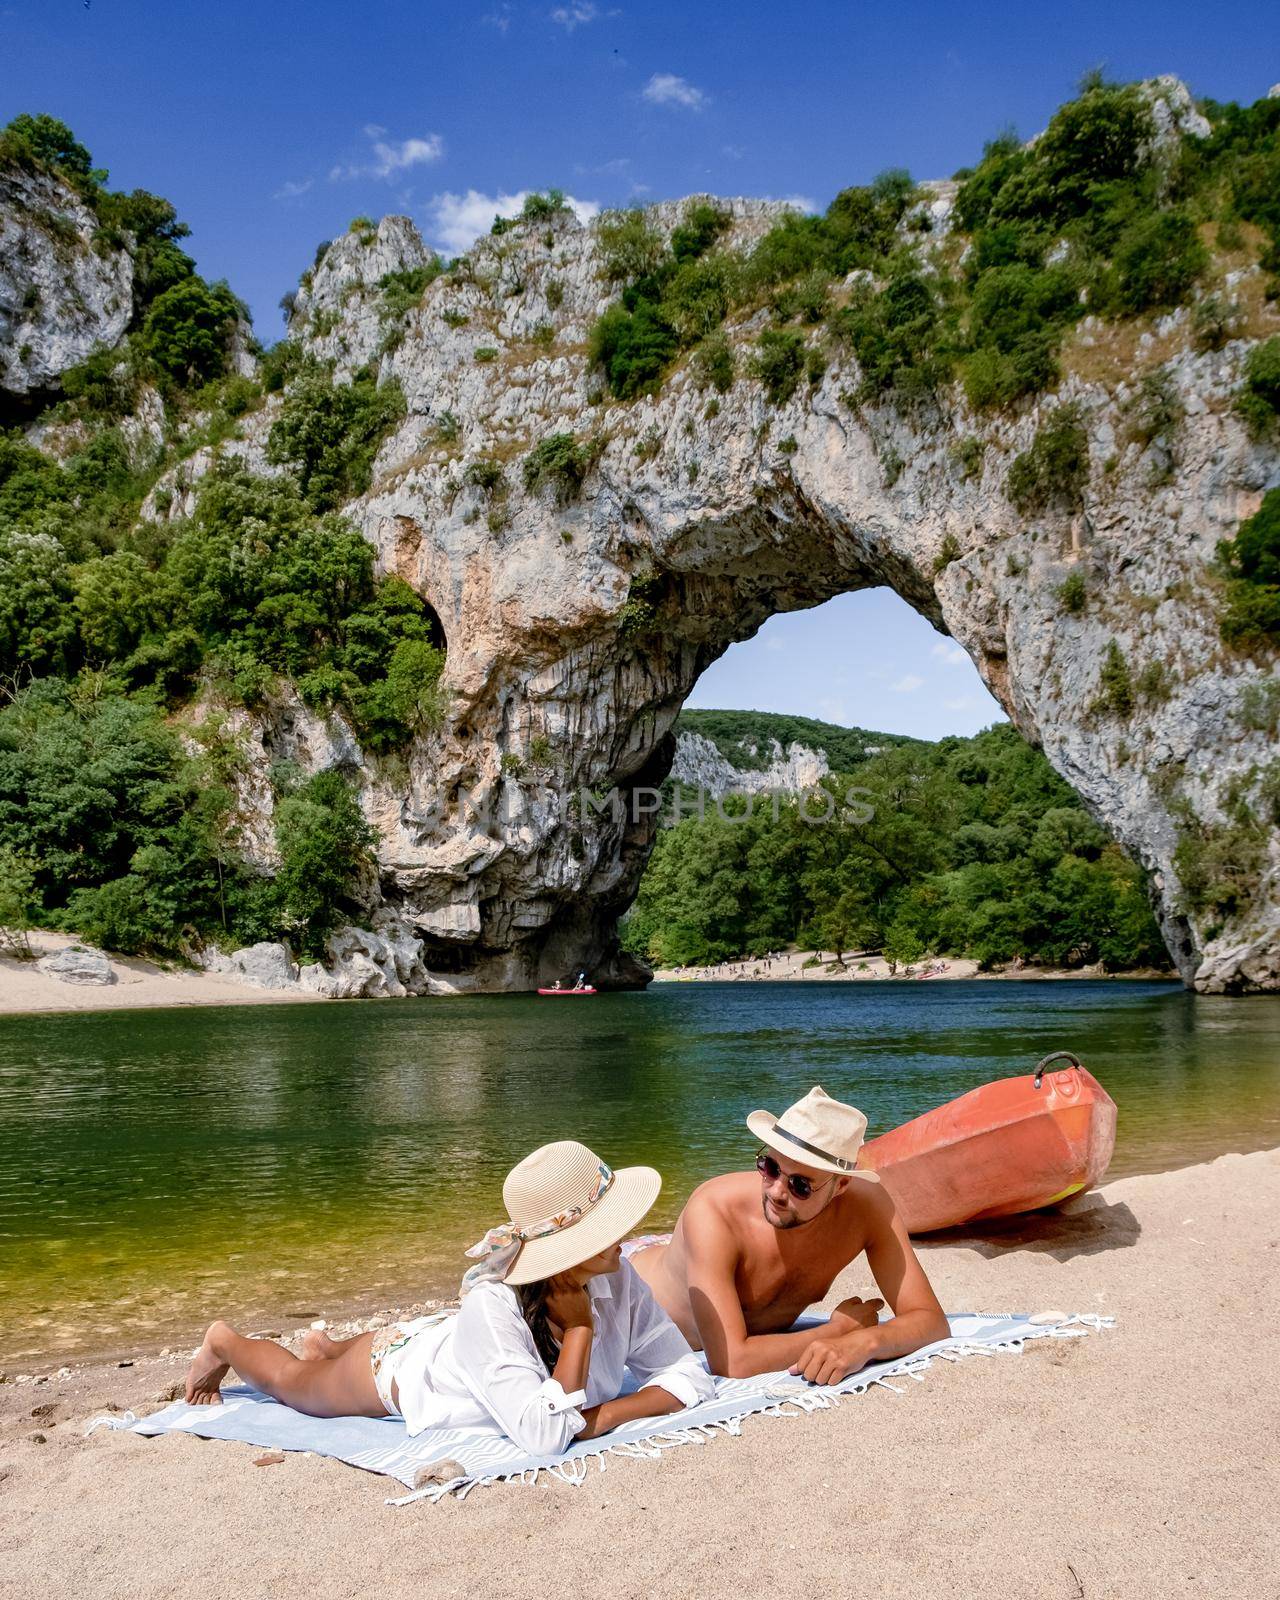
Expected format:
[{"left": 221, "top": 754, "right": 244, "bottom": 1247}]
[{"left": 2, "top": 979, "right": 1278, "bottom": 1366}]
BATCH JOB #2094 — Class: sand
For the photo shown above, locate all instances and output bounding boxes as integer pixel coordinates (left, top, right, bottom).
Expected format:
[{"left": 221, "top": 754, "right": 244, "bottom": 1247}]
[
  {"left": 0, "top": 930, "right": 322, "bottom": 1016},
  {"left": 1, "top": 1147, "right": 1276, "bottom": 1599},
  {"left": 652, "top": 947, "right": 1174, "bottom": 983},
  {"left": 0, "top": 931, "right": 1171, "bottom": 1019}
]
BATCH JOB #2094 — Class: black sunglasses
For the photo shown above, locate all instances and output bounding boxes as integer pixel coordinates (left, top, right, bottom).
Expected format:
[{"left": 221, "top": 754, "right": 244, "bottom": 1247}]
[{"left": 755, "top": 1149, "right": 836, "bottom": 1201}]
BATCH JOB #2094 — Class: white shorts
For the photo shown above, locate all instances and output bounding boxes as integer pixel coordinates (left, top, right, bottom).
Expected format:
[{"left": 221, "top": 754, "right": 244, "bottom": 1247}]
[{"left": 369, "top": 1317, "right": 441, "bottom": 1416}]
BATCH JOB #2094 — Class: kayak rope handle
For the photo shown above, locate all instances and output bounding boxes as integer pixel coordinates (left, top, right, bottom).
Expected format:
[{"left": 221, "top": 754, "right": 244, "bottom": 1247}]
[{"left": 1032, "top": 1050, "right": 1083, "bottom": 1090}]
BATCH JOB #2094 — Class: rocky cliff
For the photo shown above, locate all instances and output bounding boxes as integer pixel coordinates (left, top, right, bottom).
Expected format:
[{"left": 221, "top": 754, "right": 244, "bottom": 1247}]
[
  {"left": 255, "top": 200, "right": 1278, "bottom": 991},
  {"left": 0, "top": 164, "right": 132, "bottom": 407},
  {"left": 8, "top": 83, "right": 1280, "bottom": 997},
  {"left": 669, "top": 731, "right": 830, "bottom": 799}
]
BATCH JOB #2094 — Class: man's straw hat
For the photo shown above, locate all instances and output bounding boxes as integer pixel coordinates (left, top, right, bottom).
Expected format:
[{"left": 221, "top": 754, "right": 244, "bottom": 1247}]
[
  {"left": 747, "top": 1085, "right": 881, "bottom": 1183},
  {"left": 465, "top": 1140, "right": 661, "bottom": 1290}
]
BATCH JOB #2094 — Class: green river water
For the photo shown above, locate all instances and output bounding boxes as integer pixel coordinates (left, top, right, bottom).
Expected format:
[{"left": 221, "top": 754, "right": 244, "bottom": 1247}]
[{"left": 2, "top": 979, "right": 1278, "bottom": 1367}]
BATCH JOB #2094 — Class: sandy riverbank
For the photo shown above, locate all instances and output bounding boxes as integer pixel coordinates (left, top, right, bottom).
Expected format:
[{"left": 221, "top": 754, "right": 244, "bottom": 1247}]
[
  {"left": 0, "top": 930, "right": 323, "bottom": 1016},
  {"left": 652, "top": 946, "right": 1175, "bottom": 983},
  {"left": 1, "top": 1147, "right": 1274, "bottom": 1599}
]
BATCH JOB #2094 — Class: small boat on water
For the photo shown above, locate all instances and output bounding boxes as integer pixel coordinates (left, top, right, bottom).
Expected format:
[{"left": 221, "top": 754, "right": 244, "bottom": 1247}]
[
  {"left": 537, "top": 986, "right": 598, "bottom": 996},
  {"left": 859, "top": 1052, "right": 1117, "bottom": 1233}
]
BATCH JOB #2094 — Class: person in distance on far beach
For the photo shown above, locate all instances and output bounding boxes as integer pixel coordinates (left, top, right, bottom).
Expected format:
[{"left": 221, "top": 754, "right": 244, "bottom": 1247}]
[
  {"left": 184, "top": 1141, "right": 712, "bottom": 1449},
  {"left": 627, "top": 1087, "right": 949, "bottom": 1383}
]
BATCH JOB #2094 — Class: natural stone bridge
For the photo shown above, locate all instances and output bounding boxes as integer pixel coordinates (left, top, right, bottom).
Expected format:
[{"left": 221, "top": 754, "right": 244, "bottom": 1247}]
[{"left": 168, "top": 198, "right": 1279, "bottom": 996}]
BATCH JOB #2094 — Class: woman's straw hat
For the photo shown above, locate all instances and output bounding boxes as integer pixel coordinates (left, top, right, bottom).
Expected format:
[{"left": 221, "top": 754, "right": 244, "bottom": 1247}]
[
  {"left": 492, "top": 1140, "right": 661, "bottom": 1287},
  {"left": 746, "top": 1085, "right": 881, "bottom": 1182}
]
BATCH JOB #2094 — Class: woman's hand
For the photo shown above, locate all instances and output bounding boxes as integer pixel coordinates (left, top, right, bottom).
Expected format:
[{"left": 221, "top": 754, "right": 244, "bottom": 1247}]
[{"left": 543, "top": 1274, "right": 593, "bottom": 1332}]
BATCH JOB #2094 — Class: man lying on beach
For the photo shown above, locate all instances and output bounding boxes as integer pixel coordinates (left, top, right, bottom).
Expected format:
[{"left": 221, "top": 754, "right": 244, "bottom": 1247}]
[{"left": 628, "top": 1087, "right": 949, "bottom": 1382}]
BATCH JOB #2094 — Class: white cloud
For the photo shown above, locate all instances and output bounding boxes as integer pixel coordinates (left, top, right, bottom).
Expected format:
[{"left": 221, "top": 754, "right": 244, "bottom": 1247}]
[
  {"left": 888, "top": 674, "right": 925, "bottom": 694},
  {"left": 330, "top": 130, "right": 445, "bottom": 182},
  {"left": 772, "top": 193, "right": 816, "bottom": 214},
  {"left": 425, "top": 188, "right": 600, "bottom": 256},
  {"left": 482, "top": 5, "right": 513, "bottom": 30},
  {"left": 642, "top": 73, "right": 706, "bottom": 110},
  {"left": 574, "top": 156, "right": 632, "bottom": 176},
  {"left": 273, "top": 178, "right": 313, "bottom": 200},
  {"left": 551, "top": 2, "right": 598, "bottom": 28},
  {"left": 931, "top": 640, "right": 969, "bottom": 665}
]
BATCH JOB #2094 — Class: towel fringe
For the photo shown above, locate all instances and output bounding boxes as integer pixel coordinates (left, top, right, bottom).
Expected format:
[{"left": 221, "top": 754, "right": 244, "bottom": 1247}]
[{"left": 384, "top": 1313, "right": 1116, "bottom": 1504}]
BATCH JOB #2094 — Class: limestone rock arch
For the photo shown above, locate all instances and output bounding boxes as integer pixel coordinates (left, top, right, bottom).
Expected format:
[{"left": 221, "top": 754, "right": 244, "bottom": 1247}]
[{"left": 251, "top": 195, "right": 1280, "bottom": 994}]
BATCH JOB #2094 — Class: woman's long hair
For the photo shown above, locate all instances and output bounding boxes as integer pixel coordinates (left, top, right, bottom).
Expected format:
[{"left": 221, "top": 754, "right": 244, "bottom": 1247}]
[{"left": 516, "top": 1280, "right": 560, "bottom": 1373}]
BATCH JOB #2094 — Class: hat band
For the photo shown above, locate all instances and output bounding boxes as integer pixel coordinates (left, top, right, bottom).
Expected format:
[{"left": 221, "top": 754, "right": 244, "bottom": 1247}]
[
  {"left": 460, "top": 1162, "right": 614, "bottom": 1296},
  {"left": 769, "top": 1121, "right": 855, "bottom": 1172}
]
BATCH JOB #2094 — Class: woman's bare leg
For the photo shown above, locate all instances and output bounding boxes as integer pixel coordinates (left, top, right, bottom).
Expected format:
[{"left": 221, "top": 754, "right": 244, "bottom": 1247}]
[{"left": 185, "top": 1321, "right": 385, "bottom": 1418}]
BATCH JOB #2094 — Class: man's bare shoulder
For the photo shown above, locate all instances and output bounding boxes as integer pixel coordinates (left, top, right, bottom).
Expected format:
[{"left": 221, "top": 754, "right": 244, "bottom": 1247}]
[
  {"left": 842, "top": 1175, "right": 898, "bottom": 1233},
  {"left": 679, "top": 1173, "right": 758, "bottom": 1245}
]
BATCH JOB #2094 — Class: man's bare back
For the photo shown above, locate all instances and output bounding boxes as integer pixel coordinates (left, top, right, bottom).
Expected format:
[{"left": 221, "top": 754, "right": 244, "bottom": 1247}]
[{"left": 631, "top": 1150, "right": 948, "bottom": 1381}]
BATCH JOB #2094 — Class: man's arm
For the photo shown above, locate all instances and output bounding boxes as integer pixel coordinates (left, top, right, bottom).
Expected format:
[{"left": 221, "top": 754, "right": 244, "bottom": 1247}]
[
  {"left": 789, "top": 1189, "right": 949, "bottom": 1385},
  {"left": 685, "top": 1197, "right": 868, "bottom": 1379}
]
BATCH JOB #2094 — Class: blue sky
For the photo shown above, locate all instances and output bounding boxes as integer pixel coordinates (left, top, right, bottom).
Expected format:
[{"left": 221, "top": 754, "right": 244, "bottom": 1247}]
[
  {"left": 6, "top": 0, "right": 1277, "bottom": 738},
  {"left": 686, "top": 591, "right": 1003, "bottom": 739}
]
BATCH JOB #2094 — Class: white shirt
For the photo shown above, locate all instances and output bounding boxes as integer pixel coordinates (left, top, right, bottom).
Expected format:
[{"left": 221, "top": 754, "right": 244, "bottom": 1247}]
[{"left": 387, "top": 1260, "right": 714, "bottom": 1450}]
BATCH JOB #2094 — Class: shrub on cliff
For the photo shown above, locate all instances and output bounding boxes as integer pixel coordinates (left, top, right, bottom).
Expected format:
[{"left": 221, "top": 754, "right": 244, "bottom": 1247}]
[
  {"left": 142, "top": 277, "right": 244, "bottom": 389},
  {"left": 266, "top": 368, "right": 406, "bottom": 510},
  {"left": 596, "top": 209, "right": 666, "bottom": 283},
  {"left": 522, "top": 433, "right": 597, "bottom": 502},
  {"left": 1219, "top": 488, "right": 1280, "bottom": 647},
  {"left": 1, "top": 112, "right": 95, "bottom": 180},
  {"left": 749, "top": 329, "right": 806, "bottom": 405},
  {"left": 670, "top": 202, "right": 731, "bottom": 264},
  {"left": 1236, "top": 338, "right": 1280, "bottom": 439},
  {"left": 1105, "top": 211, "right": 1208, "bottom": 315},
  {"left": 831, "top": 270, "right": 952, "bottom": 405},
  {"left": 273, "top": 769, "right": 375, "bottom": 958},
  {"left": 355, "top": 637, "right": 448, "bottom": 753},
  {"left": 519, "top": 189, "right": 570, "bottom": 223},
  {"left": 588, "top": 301, "right": 679, "bottom": 398},
  {"left": 1006, "top": 408, "right": 1089, "bottom": 514},
  {"left": 378, "top": 262, "right": 444, "bottom": 322},
  {"left": 962, "top": 82, "right": 1154, "bottom": 236},
  {"left": 692, "top": 330, "right": 735, "bottom": 392}
]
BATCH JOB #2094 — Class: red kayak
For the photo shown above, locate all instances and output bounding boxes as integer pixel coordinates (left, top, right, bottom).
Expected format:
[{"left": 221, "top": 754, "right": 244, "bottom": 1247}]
[
  {"left": 537, "top": 986, "right": 597, "bottom": 996},
  {"left": 859, "top": 1053, "right": 1117, "bottom": 1233}
]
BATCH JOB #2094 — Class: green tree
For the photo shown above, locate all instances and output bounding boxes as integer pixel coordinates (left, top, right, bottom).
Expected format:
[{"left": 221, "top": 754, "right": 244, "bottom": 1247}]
[
  {"left": 142, "top": 277, "right": 243, "bottom": 387},
  {"left": 0, "top": 113, "right": 94, "bottom": 179},
  {"left": 1219, "top": 488, "right": 1280, "bottom": 645},
  {"left": 0, "top": 845, "right": 40, "bottom": 959},
  {"left": 273, "top": 770, "right": 376, "bottom": 957},
  {"left": 0, "top": 529, "right": 77, "bottom": 675},
  {"left": 266, "top": 369, "right": 406, "bottom": 510}
]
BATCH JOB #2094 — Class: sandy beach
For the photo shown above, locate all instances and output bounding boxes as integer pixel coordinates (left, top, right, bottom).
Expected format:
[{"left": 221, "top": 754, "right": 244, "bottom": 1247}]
[
  {"left": 0, "top": 930, "right": 323, "bottom": 1016},
  {"left": 651, "top": 947, "right": 1174, "bottom": 984},
  {"left": 1, "top": 1147, "right": 1274, "bottom": 1599},
  {"left": 0, "top": 932, "right": 1173, "bottom": 1019}
]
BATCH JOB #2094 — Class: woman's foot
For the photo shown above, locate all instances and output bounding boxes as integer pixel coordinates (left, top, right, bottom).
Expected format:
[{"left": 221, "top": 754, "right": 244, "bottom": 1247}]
[
  {"left": 300, "top": 1327, "right": 340, "bottom": 1361},
  {"left": 185, "top": 1323, "right": 231, "bottom": 1404}
]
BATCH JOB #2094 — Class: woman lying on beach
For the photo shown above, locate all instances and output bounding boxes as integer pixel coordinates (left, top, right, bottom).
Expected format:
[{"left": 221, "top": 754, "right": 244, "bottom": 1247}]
[{"left": 184, "top": 1140, "right": 713, "bottom": 1453}]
